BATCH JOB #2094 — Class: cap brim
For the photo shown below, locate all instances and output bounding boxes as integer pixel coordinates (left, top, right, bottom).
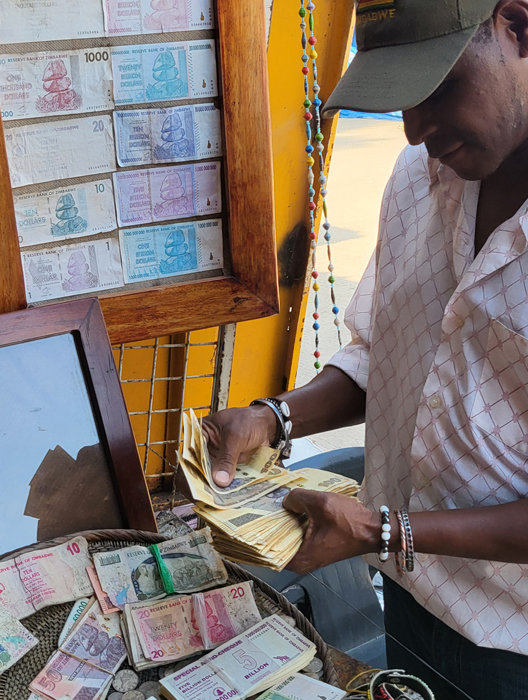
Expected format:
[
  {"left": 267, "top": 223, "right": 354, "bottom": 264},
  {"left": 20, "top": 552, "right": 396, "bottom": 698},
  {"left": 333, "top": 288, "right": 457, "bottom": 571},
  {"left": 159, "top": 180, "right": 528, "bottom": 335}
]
[{"left": 323, "top": 26, "right": 477, "bottom": 115}]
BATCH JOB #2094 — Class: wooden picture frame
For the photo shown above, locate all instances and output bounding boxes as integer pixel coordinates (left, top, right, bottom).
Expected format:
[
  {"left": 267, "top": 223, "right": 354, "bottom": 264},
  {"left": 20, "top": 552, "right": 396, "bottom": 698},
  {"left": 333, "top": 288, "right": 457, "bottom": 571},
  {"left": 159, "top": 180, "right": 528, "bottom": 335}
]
[
  {"left": 0, "top": 297, "right": 156, "bottom": 553},
  {"left": 0, "top": 0, "right": 278, "bottom": 343}
]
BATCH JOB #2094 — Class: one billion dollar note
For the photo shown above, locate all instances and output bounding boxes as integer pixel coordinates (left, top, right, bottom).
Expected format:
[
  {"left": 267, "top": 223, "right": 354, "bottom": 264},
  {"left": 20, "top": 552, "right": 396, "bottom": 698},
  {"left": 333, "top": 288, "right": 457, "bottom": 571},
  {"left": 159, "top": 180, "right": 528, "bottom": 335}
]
[
  {"left": 114, "top": 103, "right": 222, "bottom": 166},
  {"left": 119, "top": 219, "right": 223, "bottom": 284},
  {"left": 111, "top": 41, "right": 218, "bottom": 106},
  {"left": 0, "top": 0, "right": 104, "bottom": 44},
  {"left": 5, "top": 115, "right": 116, "bottom": 187},
  {"left": 22, "top": 237, "right": 123, "bottom": 303},
  {"left": 14, "top": 179, "right": 117, "bottom": 247},
  {"left": 104, "top": 0, "right": 214, "bottom": 37},
  {"left": 113, "top": 161, "right": 221, "bottom": 227},
  {"left": 0, "top": 49, "right": 113, "bottom": 122}
]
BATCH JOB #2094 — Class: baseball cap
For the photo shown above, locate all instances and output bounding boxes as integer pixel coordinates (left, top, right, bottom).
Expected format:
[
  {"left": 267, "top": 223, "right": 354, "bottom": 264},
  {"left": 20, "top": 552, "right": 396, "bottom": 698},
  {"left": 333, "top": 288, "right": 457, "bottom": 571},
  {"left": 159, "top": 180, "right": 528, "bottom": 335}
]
[{"left": 323, "top": 0, "right": 498, "bottom": 115}]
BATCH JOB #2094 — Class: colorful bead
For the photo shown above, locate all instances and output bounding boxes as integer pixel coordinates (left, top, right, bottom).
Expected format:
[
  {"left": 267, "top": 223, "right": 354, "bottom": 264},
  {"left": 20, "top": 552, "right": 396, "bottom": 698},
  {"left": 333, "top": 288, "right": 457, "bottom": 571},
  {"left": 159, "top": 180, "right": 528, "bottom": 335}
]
[
  {"left": 314, "top": 361, "right": 321, "bottom": 370},
  {"left": 314, "top": 350, "right": 321, "bottom": 358},
  {"left": 307, "top": 156, "right": 314, "bottom": 166},
  {"left": 302, "top": 66, "right": 309, "bottom": 75},
  {"left": 313, "top": 282, "right": 319, "bottom": 291},
  {"left": 304, "top": 112, "right": 312, "bottom": 121},
  {"left": 313, "top": 312, "right": 319, "bottom": 319},
  {"left": 313, "top": 322, "right": 320, "bottom": 331},
  {"left": 312, "top": 270, "right": 319, "bottom": 278},
  {"left": 308, "top": 35, "right": 317, "bottom": 45},
  {"left": 308, "top": 201, "right": 316, "bottom": 210},
  {"left": 328, "top": 275, "right": 335, "bottom": 283}
]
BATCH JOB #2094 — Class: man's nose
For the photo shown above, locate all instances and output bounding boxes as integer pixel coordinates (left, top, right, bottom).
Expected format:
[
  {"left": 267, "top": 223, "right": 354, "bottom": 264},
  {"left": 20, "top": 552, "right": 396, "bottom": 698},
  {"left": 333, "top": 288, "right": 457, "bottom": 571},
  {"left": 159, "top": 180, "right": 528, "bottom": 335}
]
[{"left": 402, "top": 102, "right": 438, "bottom": 146}]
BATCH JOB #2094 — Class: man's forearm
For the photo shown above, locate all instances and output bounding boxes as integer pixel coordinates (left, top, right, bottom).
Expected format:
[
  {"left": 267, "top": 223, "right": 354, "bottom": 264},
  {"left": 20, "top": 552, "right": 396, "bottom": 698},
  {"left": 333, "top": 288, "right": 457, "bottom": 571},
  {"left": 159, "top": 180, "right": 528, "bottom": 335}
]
[{"left": 275, "top": 365, "right": 366, "bottom": 439}]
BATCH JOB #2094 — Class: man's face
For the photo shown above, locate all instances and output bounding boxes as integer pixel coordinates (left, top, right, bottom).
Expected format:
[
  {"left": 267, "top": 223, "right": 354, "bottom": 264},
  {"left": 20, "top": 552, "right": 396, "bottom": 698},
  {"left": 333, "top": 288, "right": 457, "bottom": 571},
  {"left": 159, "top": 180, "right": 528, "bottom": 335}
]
[{"left": 402, "top": 24, "right": 528, "bottom": 181}]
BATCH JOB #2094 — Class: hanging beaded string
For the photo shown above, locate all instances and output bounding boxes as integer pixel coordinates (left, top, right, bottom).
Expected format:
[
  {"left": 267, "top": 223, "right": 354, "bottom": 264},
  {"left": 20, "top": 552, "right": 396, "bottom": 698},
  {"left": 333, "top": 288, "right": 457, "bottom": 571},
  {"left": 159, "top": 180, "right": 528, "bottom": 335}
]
[{"left": 299, "top": 0, "right": 342, "bottom": 373}]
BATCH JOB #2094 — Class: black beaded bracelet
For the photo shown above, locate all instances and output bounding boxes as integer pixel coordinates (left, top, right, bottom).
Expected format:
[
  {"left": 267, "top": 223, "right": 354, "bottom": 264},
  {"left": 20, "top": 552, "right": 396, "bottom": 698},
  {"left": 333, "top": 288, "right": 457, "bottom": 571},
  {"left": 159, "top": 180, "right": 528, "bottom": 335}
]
[{"left": 250, "top": 397, "right": 292, "bottom": 459}]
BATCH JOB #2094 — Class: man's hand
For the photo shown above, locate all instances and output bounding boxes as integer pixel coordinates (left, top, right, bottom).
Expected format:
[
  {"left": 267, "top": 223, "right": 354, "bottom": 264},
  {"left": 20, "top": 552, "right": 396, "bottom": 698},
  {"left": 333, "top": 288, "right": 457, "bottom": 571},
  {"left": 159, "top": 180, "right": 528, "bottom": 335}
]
[
  {"left": 201, "top": 405, "right": 277, "bottom": 487},
  {"left": 283, "top": 489, "right": 380, "bottom": 574}
]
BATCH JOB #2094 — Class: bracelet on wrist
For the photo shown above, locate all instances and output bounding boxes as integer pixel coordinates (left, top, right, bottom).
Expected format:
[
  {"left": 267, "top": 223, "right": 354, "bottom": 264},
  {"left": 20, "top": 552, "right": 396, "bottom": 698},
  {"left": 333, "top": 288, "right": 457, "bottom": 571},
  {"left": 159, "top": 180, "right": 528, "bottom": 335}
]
[
  {"left": 378, "top": 505, "right": 391, "bottom": 563},
  {"left": 249, "top": 397, "right": 292, "bottom": 459},
  {"left": 394, "top": 507, "right": 414, "bottom": 573}
]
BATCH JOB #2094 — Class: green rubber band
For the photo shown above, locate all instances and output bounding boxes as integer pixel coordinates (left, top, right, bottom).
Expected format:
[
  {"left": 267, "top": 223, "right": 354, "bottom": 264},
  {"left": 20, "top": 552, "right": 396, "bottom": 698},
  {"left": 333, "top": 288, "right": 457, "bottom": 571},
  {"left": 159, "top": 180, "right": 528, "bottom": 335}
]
[{"left": 149, "top": 544, "right": 175, "bottom": 594}]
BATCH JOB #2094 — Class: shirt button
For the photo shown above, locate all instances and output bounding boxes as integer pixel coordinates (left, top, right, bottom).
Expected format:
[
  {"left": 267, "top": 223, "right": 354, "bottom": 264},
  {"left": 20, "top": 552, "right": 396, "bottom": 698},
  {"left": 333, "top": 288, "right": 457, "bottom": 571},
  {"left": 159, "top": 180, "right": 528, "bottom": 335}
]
[{"left": 429, "top": 394, "right": 442, "bottom": 409}]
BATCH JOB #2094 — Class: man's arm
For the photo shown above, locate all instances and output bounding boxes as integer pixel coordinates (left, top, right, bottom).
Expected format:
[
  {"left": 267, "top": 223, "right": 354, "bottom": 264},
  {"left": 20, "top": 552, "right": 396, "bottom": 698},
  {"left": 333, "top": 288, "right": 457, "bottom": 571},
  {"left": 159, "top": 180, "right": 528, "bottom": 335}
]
[{"left": 201, "top": 366, "right": 366, "bottom": 486}]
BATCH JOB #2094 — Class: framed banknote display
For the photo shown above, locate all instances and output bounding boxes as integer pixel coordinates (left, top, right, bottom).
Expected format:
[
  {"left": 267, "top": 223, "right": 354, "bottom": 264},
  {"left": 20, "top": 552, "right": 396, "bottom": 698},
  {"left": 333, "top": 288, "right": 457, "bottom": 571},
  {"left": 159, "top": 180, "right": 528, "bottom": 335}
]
[
  {"left": 0, "top": 0, "right": 278, "bottom": 343},
  {"left": 0, "top": 297, "right": 156, "bottom": 553}
]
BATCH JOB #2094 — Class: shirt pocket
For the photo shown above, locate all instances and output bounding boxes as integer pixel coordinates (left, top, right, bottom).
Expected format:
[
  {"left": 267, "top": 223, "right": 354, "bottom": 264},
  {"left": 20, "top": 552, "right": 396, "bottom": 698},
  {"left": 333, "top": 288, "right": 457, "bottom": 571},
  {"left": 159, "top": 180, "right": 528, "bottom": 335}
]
[{"left": 470, "top": 318, "right": 528, "bottom": 456}]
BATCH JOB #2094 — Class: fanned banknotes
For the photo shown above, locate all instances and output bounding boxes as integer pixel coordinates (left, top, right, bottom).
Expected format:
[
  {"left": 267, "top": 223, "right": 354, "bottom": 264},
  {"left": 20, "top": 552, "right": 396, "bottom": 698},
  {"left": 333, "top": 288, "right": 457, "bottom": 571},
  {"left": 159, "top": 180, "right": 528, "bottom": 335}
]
[
  {"left": 5, "top": 116, "right": 116, "bottom": 188},
  {"left": 104, "top": 0, "right": 214, "bottom": 37},
  {"left": 93, "top": 529, "right": 227, "bottom": 610},
  {"left": 15, "top": 180, "right": 117, "bottom": 247},
  {"left": 255, "top": 673, "right": 347, "bottom": 700},
  {"left": 0, "top": 49, "right": 113, "bottom": 122},
  {"left": 0, "top": 0, "right": 105, "bottom": 44},
  {"left": 0, "top": 606, "right": 38, "bottom": 675},
  {"left": 114, "top": 104, "right": 222, "bottom": 167},
  {"left": 21, "top": 238, "right": 123, "bottom": 303},
  {"left": 111, "top": 41, "right": 218, "bottom": 106},
  {"left": 160, "top": 614, "right": 316, "bottom": 700},
  {"left": 0, "top": 536, "right": 93, "bottom": 620},
  {"left": 119, "top": 219, "right": 223, "bottom": 284},
  {"left": 114, "top": 162, "right": 221, "bottom": 227}
]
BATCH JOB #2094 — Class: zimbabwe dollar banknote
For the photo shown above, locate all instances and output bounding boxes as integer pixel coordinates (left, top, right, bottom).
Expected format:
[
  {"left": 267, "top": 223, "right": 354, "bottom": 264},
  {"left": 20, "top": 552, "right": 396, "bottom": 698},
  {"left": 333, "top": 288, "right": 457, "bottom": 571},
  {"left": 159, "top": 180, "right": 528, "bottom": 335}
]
[{"left": 103, "top": 0, "right": 214, "bottom": 37}]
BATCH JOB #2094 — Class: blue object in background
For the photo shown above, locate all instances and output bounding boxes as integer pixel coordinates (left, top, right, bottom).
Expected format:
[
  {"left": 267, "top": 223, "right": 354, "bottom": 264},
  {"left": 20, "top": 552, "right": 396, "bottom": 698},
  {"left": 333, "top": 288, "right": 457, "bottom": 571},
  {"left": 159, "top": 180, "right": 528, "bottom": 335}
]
[{"left": 340, "top": 35, "right": 402, "bottom": 121}]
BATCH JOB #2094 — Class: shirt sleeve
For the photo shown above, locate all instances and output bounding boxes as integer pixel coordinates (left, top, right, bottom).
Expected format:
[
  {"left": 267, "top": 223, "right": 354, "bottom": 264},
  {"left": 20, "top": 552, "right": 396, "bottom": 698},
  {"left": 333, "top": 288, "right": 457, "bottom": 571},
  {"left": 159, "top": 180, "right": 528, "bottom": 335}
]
[{"left": 325, "top": 250, "right": 376, "bottom": 392}]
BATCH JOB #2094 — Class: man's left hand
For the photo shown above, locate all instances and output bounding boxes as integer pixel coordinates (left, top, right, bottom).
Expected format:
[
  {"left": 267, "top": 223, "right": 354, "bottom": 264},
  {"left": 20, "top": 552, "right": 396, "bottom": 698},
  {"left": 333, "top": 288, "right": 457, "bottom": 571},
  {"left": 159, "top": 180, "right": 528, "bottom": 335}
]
[{"left": 283, "top": 489, "right": 379, "bottom": 574}]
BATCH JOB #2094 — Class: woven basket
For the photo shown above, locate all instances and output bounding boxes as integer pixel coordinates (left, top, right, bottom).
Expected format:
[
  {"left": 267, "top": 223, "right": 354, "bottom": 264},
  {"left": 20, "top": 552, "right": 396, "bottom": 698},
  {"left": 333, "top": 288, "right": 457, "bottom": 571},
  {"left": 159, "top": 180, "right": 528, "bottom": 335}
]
[{"left": 0, "top": 529, "right": 338, "bottom": 698}]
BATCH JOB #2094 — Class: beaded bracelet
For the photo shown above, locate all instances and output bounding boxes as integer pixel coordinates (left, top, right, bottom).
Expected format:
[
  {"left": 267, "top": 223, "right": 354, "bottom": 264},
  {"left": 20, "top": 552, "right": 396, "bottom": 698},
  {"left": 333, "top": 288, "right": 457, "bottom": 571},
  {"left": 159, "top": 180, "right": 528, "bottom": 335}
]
[
  {"left": 400, "top": 507, "right": 415, "bottom": 572},
  {"left": 378, "top": 505, "right": 391, "bottom": 563}
]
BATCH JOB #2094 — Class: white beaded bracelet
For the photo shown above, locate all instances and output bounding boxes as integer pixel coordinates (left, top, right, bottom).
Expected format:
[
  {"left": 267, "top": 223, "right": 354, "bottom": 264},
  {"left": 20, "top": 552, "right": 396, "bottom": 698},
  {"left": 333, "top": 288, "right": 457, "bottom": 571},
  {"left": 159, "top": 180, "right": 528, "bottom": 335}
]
[{"left": 378, "top": 505, "right": 391, "bottom": 563}]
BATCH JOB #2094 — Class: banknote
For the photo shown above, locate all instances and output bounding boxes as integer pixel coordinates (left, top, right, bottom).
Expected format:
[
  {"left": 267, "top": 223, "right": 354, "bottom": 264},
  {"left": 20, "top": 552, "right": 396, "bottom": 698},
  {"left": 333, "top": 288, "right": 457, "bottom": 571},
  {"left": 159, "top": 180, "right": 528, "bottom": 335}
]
[
  {"left": 60, "top": 598, "right": 126, "bottom": 673},
  {"left": 114, "top": 103, "right": 222, "bottom": 167},
  {"left": 0, "top": 49, "right": 113, "bottom": 122},
  {"left": 111, "top": 41, "right": 218, "bottom": 106},
  {"left": 58, "top": 598, "right": 91, "bottom": 646},
  {"left": 129, "top": 595, "right": 204, "bottom": 662},
  {"left": 160, "top": 615, "right": 316, "bottom": 700},
  {"left": 0, "top": 0, "right": 104, "bottom": 44},
  {"left": 114, "top": 161, "right": 221, "bottom": 227},
  {"left": 29, "top": 650, "right": 112, "bottom": 700},
  {"left": 0, "top": 605, "right": 38, "bottom": 674},
  {"left": 119, "top": 219, "right": 223, "bottom": 284},
  {"left": 255, "top": 674, "right": 347, "bottom": 700},
  {"left": 5, "top": 115, "right": 116, "bottom": 188},
  {"left": 14, "top": 179, "right": 117, "bottom": 247},
  {"left": 104, "top": 0, "right": 214, "bottom": 36},
  {"left": 86, "top": 565, "right": 120, "bottom": 615},
  {"left": 193, "top": 581, "right": 261, "bottom": 649},
  {"left": 93, "top": 529, "right": 227, "bottom": 609},
  {"left": 21, "top": 237, "right": 123, "bottom": 303},
  {"left": 0, "top": 536, "right": 93, "bottom": 620}
]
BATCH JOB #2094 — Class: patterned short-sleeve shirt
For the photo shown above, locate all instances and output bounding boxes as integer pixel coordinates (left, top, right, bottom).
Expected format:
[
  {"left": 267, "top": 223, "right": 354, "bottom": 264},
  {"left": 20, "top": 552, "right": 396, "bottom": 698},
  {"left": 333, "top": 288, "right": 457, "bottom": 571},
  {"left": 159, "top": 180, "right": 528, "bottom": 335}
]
[{"left": 329, "top": 143, "right": 528, "bottom": 654}]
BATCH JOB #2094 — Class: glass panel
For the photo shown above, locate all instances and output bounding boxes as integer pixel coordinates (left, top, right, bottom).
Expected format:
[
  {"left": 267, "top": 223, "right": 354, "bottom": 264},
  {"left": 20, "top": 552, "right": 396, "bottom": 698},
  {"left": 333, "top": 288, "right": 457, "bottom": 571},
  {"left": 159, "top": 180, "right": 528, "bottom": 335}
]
[{"left": 0, "top": 332, "right": 123, "bottom": 552}]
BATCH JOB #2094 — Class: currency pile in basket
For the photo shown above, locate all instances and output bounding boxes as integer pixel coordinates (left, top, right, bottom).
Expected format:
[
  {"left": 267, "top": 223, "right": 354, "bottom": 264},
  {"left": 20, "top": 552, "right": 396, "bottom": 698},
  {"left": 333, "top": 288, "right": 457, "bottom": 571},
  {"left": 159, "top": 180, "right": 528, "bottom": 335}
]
[{"left": 0, "top": 528, "right": 343, "bottom": 700}]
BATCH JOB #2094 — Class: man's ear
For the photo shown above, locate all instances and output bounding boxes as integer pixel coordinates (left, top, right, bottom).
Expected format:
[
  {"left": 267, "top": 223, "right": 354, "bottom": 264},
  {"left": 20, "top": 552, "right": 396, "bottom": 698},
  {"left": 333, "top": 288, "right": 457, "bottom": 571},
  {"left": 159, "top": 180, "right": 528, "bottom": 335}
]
[{"left": 495, "top": 0, "right": 528, "bottom": 57}]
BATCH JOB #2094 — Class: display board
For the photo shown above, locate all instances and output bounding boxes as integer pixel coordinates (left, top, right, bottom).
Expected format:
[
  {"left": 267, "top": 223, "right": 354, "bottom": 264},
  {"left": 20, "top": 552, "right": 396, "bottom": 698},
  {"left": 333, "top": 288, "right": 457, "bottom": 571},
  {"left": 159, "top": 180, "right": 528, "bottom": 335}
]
[{"left": 0, "top": 0, "right": 278, "bottom": 343}]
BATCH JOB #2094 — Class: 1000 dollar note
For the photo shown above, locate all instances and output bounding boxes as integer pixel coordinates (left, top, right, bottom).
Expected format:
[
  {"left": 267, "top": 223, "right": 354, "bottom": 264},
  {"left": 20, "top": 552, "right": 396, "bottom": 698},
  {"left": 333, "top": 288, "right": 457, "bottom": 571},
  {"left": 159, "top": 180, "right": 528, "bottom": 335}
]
[
  {"left": 0, "top": 536, "right": 93, "bottom": 620},
  {"left": 0, "top": 49, "right": 113, "bottom": 122}
]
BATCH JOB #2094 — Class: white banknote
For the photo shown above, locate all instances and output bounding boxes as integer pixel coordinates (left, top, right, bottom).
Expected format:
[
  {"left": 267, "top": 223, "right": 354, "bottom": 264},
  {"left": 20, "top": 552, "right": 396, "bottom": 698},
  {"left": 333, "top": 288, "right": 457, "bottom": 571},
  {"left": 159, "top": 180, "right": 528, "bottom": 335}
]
[
  {"left": 0, "top": 537, "right": 93, "bottom": 621},
  {"left": 22, "top": 237, "right": 123, "bottom": 303},
  {"left": 0, "top": 49, "right": 113, "bottom": 122},
  {"left": 104, "top": 0, "right": 214, "bottom": 36},
  {"left": 5, "top": 116, "right": 116, "bottom": 188},
  {"left": 111, "top": 41, "right": 218, "bottom": 106},
  {"left": 256, "top": 674, "right": 347, "bottom": 700},
  {"left": 0, "top": 606, "right": 38, "bottom": 674},
  {"left": 0, "top": 0, "right": 105, "bottom": 44},
  {"left": 119, "top": 218, "right": 223, "bottom": 284},
  {"left": 114, "top": 161, "right": 221, "bottom": 227},
  {"left": 114, "top": 103, "right": 222, "bottom": 167},
  {"left": 15, "top": 179, "right": 117, "bottom": 247}
]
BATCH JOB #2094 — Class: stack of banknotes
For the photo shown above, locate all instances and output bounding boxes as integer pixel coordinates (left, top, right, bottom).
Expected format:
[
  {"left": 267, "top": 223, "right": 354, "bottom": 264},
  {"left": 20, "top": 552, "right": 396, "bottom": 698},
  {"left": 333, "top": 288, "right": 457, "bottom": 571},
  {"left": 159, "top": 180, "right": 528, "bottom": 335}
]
[
  {"left": 255, "top": 673, "right": 348, "bottom": 700},
  {"left": 178, "top": 411, "right": 360, "bottom": 570},
  {"left": 121, "top": 580, "right": 262, "bottom": 671},
  {"left": 159, "top": 614, "right": 317, "bottom": 700}
]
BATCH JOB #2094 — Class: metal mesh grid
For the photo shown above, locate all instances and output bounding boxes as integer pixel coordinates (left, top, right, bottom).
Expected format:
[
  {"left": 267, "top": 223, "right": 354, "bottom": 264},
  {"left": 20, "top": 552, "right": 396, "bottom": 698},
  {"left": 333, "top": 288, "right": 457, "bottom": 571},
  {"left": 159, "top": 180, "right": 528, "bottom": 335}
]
[{"left": 112, "top": 327, "right": 222, "bottom": 491}]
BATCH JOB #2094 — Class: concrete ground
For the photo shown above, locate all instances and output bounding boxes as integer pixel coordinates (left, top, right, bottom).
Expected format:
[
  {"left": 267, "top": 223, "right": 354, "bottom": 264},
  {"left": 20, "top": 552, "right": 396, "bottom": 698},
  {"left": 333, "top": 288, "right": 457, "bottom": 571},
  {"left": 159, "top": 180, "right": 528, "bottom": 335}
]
[{"left": 294, "top": 117, "right": 407, "bottom": 456}]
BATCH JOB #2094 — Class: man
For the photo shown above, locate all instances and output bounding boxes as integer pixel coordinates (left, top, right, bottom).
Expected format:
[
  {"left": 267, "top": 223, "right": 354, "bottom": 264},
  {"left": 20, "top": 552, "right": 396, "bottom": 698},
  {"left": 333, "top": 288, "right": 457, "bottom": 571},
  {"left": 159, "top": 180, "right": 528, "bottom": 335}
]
[{"left": 202, "top": 1, "right": 528, "bottom": 697}]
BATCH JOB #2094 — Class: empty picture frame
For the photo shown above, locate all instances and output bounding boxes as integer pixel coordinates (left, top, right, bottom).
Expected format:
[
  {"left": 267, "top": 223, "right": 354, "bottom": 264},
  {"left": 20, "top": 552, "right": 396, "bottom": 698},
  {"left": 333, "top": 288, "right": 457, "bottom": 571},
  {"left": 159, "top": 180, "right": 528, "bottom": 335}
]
[
  {"left": 0, "top": 0, "right": 278, "bottom": 344},
  {"left": 0, "top": 297, "right": 156, "bottom": 554}
]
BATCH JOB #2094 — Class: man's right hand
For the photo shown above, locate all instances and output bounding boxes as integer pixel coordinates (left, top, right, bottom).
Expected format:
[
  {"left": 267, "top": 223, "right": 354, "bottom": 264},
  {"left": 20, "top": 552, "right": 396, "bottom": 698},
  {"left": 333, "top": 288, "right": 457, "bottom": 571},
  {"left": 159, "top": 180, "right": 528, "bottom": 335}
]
[{"left": 201, "top": 404, "right": 277, "bottom": 487}]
